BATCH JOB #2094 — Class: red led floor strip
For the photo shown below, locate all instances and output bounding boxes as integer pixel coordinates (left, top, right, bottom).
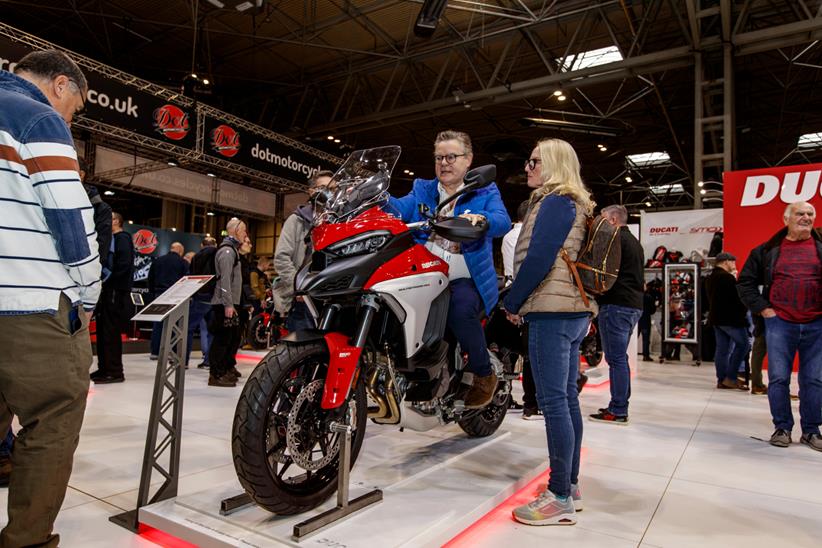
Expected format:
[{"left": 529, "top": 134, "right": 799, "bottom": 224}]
[{"left": 138, "top": 524, "right": 198, "bottom": 548}]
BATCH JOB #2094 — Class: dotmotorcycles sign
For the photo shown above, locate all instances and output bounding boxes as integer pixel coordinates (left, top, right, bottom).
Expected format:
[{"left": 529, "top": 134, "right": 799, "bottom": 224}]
[
  {"left": 202, "top": 115, "right": 326, "bottom": 181},
  {"left": 0, "top": 35, "right": 197, "bottom": 149},
  {"left": 723, "top": 163, "right": 822, "bottom": 267}
]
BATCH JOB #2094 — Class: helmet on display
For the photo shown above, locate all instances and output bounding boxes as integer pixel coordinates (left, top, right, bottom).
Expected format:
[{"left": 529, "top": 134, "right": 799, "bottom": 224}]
[{"left": 646, "top": 246, "right": 667, "bottom": 268}]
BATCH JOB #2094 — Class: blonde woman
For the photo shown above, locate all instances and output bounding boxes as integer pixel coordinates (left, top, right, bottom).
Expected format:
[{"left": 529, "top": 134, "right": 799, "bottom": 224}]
[{"left": 504, "top": 139, "right": 596, "bottom": 526}]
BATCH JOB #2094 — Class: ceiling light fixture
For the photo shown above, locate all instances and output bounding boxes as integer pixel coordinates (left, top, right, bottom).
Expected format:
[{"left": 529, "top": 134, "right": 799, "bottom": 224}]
[
  {"left": 202, "top": 78, "right": 210, "bottom": 85},
  {"left": 207, "top": 172, "right": 216, "bottom": 178},
  {"left": 171, "top": 227, "right": 177, "bottom": 231},
  {"left": 600, "top": 146, "right": 608, "bottom": 151},
  {"left": 521, "top": 117, "right": 621, "bottom": 137},
  {"left": 409, "top": 171, "right": 415, "bottom": 176},
  {"left": 206, "top": 211, "right": 215, "bottom": 217},
  {"left": 645, "top": 201, "right": 652, "bottom": 207},
  {"left": 334, "top": 139, "right": 341, "bottom": 143},
  {"left": 167, "top": 160, "right": 178, "bottom": 167},
  {"left": 128, "top": 220, "right": 134, "bottom": 224},
  {"left": 104, "top": 190, "right": 115, "bottom": 196},
  {"left": 327, "top": 135, "right": 335, "bottom": 140},
  {"left": 625, "top": 176, "right": 633, "bottom": 182},
  {"left": 557, "top": 95, "right": 567, "bottom": 101},
  {"left": 553, "top": 90, "right": 563, "bottom": 97}
]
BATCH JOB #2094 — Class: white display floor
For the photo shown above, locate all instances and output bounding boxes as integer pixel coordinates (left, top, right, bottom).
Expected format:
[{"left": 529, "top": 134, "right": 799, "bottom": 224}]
[{"left": 1, "top": 351, "right": 821, "bottom": 548}]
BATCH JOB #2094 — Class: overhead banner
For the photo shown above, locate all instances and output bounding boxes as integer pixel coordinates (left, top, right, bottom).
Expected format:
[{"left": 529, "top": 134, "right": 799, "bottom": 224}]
[
  {"left": 0, "top": 35, "right": 197, "bottom": 150},
  {"left": 202, "top": 115, "right": 329, "bottom": 183},
  {"left": 640, "top": 209, "right": 723, "bottom": 262},
  {"left": 723, "top": 163, "right": 822, "bottom": 267}
]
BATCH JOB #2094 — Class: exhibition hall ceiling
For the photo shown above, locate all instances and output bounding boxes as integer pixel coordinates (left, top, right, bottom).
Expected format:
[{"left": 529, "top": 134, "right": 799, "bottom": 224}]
[{"left": 4, "top": 0, "right": 822, "bottom": 210}]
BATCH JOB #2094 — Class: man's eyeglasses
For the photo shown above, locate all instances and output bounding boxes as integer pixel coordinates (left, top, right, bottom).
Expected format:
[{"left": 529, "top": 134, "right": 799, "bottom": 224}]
[
  {"left": 434, "top": 153, "right": 467, "bottom": 165},
  {"left": 525, "top": 158, "right": 542, "bottom": 171}
]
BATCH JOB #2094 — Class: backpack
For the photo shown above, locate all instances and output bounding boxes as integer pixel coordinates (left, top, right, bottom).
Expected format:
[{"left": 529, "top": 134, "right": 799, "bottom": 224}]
[
  {"left": 560, "top": 216, "right": 622, "bottom": 308},
  {"left": 191, "top": 242, "right": 238, "bottom": 299}
]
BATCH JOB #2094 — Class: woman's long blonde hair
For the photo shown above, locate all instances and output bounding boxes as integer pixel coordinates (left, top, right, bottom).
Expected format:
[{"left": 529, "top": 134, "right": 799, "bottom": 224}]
[{"left": 530, "top": 138, "right": 595, "bottom": 215}]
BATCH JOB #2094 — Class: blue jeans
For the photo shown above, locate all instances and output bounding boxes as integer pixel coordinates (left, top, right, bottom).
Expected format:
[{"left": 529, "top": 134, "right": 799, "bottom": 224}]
[
  {"left": 598, "top": 305, "right": 642, "bottom": 416},
  {"left": 713, "top": 325, "right": 751, "bottom": 383},
  {"left": 764, "top": 316, "right": 822, "bottom": 434},
  {"left": 0, "top": 427, "right": 13, "bottom": 458},
  {"left": 286, "top": 301, "right": 316, "bottom": 332},
  {"left": 528, "top": 314, "right": 590, "bottom": 498},
  {"left": 447, "top": 278, "right": 491, "bottom": 377},
  {"left": 186, "top": 299, "right": 213, "bottom": 366}
]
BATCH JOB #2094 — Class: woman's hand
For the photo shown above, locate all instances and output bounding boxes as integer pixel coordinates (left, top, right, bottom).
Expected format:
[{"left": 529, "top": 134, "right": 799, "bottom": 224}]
[
  {"left": 505, "top": 311, "right": 522, "bottom": 326},
  {"left": 459, "top": 213, "right": 486, "bottom": 226}
]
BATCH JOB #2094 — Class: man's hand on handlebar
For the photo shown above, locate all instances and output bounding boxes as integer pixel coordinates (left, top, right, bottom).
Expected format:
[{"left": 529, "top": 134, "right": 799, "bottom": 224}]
[{"left": 459, "top": 213, "right": 486, "bottom": 226}]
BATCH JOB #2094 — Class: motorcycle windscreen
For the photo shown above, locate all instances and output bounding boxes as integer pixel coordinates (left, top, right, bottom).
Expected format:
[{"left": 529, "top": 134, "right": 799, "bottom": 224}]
[{"left": 321, "top": 332, "right": 364, "bottom": 409}]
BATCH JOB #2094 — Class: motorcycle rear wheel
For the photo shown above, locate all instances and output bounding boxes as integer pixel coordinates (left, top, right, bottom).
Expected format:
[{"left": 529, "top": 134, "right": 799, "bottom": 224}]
[{"left": 232, "top": 342, "right": 367, "bottom": 515}]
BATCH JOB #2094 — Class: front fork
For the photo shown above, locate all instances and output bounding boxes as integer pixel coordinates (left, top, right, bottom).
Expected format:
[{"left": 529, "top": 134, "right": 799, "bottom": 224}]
[{"left": 319, "top": 295, "right": 380, "bottom": 410}]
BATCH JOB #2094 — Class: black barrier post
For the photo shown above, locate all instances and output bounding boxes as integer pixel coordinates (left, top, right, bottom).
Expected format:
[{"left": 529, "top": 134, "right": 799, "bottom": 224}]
[{"left": 109, "top": 304, "right": 189, "bottom": 532}]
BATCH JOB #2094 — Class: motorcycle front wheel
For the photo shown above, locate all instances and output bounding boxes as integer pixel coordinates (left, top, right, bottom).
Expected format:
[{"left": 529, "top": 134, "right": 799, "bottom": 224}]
[
  {"left": 232, "top": 342, "right": 367, "bottom": 515},
  {"left": 247, "top": 313, "right": 270, "bottom": 349}
]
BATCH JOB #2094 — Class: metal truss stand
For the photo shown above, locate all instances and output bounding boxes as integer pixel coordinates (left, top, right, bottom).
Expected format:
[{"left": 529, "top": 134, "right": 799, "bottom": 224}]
[
  {"left": 292, "top": 423, "right": 383, "bottom": 540},
  {"left": 110, "top": 304, "right": 189, "bottom": 532}
]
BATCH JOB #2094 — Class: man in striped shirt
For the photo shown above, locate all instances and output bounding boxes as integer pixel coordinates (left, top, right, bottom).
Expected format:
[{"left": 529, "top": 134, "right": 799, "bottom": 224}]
[{"left": 0, "top": 49, "right": 100, "bottom": 547}]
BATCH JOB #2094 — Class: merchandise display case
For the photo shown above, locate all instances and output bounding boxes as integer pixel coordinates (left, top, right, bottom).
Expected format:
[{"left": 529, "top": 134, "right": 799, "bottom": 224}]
[{"left": 663, "top": 263, "right": 699, "bottom": 345}]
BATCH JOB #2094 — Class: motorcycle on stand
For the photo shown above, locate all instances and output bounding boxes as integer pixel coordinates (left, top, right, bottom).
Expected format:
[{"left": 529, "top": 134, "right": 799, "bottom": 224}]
[
  {"left": 232, "top": 147, "right": 516, "bottom": 515},
  {"left": 247, "top": 291, "right": 286, "bottom": 350}
]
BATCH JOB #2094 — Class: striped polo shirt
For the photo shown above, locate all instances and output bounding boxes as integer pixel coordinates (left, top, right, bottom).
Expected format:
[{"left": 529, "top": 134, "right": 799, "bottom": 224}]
[{"left": 0, "top": 70, "right": 101, "bottom": 314}]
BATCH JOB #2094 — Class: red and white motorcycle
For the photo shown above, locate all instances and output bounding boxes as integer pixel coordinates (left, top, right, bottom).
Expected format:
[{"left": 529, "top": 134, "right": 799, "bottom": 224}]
[{"left": 232, "top": 146, "right": 515, "bottom": 514}]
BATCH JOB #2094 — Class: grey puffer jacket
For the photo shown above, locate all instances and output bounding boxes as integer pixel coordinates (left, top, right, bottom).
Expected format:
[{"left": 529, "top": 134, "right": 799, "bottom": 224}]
[{"left": 272, "top": 204, "right": 313, "bottom": 313}]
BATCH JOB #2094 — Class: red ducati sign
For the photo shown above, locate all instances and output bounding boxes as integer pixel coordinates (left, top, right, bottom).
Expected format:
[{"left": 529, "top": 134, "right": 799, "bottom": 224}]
[
  {"left": 133, "top": 229, "right": 158, "bottom": 255},
  {"left": 723, "top": 163, "right": 822, "bottom": 267},
  {"left": 153, "top": 105, "right": 190, "bottom": 141},
  {"left": 210, "top": 124, "right": 241, "bottom": 157}
]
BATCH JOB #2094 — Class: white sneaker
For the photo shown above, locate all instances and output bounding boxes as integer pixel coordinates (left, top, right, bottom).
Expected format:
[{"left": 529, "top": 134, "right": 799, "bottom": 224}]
[
  {"left": 571, "top": 483, "right": 582, "bottom": 511},
  {"left": 512, "top": 489, "right": 576, "bottom": 526}
]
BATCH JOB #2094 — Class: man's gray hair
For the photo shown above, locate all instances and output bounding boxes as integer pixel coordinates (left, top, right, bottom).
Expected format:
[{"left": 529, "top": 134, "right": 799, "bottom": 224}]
[
  {"left": 783, "top": 201, "right": 817, "bottom": 221},
  {"left": 602, "top": 204, "right": 629, "bottom": 225},
  {"left": 14, "top": 49, "right": 88, "bottom": 93}
]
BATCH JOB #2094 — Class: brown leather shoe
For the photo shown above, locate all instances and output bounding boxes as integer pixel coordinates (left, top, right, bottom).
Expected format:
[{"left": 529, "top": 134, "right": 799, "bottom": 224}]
[
  {"left": 0, "top": 456, "right": 11, "bottom": 487},
  {"left": 751, "top": 385, "right": 768, "bottom": 395},
  {"left": 464, "top": 372, "right": 498, "bottom": 409},
  {"left": 208, "top": 374, "right": 237, "bottom": 387}
]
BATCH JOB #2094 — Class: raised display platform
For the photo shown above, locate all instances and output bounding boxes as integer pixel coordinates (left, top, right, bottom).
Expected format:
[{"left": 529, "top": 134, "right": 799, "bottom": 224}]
[{"left": 140, "top": 418, "right": 549, "bottom": 547}]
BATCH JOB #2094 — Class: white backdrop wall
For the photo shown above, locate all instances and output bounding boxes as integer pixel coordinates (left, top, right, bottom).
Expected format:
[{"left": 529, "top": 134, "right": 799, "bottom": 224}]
[{"left": 639, "top": 209, "right": 723, "bottom": 260}]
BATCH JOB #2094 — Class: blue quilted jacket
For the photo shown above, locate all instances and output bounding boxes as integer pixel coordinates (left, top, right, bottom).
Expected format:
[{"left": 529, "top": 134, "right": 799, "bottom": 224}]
[{"left": 386, "top": 178, "right": 511, "bottom": 314}]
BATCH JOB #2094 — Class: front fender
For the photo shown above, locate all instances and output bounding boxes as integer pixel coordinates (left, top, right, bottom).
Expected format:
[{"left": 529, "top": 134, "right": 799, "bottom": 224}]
[{"left": 320, "top": 332, "right": 363, "bottom": 410}]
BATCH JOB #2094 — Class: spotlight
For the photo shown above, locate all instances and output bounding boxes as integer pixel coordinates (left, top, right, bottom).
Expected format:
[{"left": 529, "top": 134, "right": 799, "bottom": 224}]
[
  {"left": 171, "top": 227, "right": 177, "bottom": 232},
  {"left": 600, "top": 146, "right": 607, "bottom": 152},
  {"left": 206, "top": 211, "right": 215, "bottom": 216},
  {"left": 202, "top": 78, "right": 210, "bottom": 85},
  {"left": 414, "top": 0, "right": 448, "bottom": 37},
  {"left": 645, "top": 201, "right": 652, "bottom": 207},
  {"left": 167, "top": 160, "right": 178, "bottom": 167},
  {"left": 207, "top": 172, "right": 216, "bottom": 178},
  {"left": 104, "top": 190, "right": 115, "bottom": 196},
  {"left": 128, "top": 220, "right": 134, "bottom": 224},
  {"left": 334, "top": 139, "right": 341, "bottom": 143},
  {"left": 327, "top": 135, "right": 335, "bottom": 141},
  {"left": 700, "top": 189, "right": 707, "bottom": 195},
  {"left": 698, "top": 181, "right": 704, "bottom": 187},
  {"left": 403, "top": 169, "right": 409, "bottom": 174},
  {"left": 558, "top": 95, "right": 567, "bottom": 101},
  {"left": 625, "top": 176, "right": 633, "bottom": 183},
  {"left": 190, "top": 73, "right": 198, "bottom": 79},
  {"left": 553, "top": 90, "right": 563, "bottom": 97},
  {"left": 409, "top": 171, "right": 415, "bottom": 176}
]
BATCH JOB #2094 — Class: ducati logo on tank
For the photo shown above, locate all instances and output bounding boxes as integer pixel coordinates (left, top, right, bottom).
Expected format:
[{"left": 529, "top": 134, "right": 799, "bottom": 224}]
[
  {"left": 210, "top": 124, "right": 241, "bottom": 157},
  {"left": 723, "top": 162, "right": 822, "bottom": 267}
]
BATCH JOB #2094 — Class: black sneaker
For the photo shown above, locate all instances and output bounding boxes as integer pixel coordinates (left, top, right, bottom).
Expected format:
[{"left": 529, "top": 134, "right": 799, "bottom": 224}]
[
  {"left": 89, "top": 369, "right": 104, "bottom": 380},
  {"left": 800, "top": 433, "right": 822, "bottom": 452},
  {"left": 769, "top": 429, "right": 791, "bottom": 448},
  {"left": 509, "top": 399, "right": 524, "bottom": 411},
  {"left": 208, "top": 374, "right": 236, "bottom": 387},
  {"left": 589, "top": 410, "right": 629, "bottom": 425},
  {"left": 93, "top": 374, "right": 125, "bottom": 384},
  {"left": 522, "top": 407, "right": 543, "bottom": 421},
  {"left": 197, "top": 362, "right": 210, "bottom": 369}
]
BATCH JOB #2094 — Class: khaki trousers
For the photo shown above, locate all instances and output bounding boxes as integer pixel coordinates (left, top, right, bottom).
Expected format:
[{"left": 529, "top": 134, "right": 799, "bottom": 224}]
[{"left": 0, "top": 296, "right": 91, "bottom": 548}]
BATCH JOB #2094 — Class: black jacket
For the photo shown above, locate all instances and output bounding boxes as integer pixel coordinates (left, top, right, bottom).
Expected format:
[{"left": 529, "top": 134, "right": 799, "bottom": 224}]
[
  {"left": 596, "top": 226, "right": 645, "bottom": 310},
  {"left": 148, "top": 251, "right": 189, "bottom": 297},
  {"left": 737, "top": 227, "right": 822, "bottom": 315},
  {"left": 103, "top": 231, "right": 134, "bottom": 292},
  {"left": 705, "top": 267, "right": 748, "bottom": 327}
]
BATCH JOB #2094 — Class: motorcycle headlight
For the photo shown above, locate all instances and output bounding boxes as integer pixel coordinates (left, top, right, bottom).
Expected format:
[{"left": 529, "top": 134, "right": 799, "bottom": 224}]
[{"left": 327, "top": 231, "right": 391, "bottom": 258}]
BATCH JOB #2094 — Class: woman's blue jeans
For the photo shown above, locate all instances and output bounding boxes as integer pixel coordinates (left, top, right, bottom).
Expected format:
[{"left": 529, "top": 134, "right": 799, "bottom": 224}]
[{"left": 528, "top": 313, "right": 590, "bottom": 498}]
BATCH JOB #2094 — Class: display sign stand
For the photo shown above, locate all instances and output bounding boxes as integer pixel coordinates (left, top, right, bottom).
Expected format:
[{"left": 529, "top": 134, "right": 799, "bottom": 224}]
[
  {"left": 109, "top": 276, "right": 213, "bottom": 532},
  {"left": 292, "top": 422, "right": 383, "bottom": 540}
]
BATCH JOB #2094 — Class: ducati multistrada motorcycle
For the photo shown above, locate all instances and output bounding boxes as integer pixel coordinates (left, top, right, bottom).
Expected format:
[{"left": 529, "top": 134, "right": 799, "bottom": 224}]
[{"left": 232, "top": 147, "right": 516, "bottom": 515}]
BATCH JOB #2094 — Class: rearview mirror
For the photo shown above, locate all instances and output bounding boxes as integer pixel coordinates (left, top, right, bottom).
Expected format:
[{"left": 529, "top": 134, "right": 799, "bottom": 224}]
[{"left": 435, "top": 164, "right": 497, "bottom": 216}]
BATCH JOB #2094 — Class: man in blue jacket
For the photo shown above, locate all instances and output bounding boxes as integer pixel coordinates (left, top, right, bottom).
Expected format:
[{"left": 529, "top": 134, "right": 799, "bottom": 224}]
[{"left": 387, "top": 130, "right": 510, "bottom": 408}]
